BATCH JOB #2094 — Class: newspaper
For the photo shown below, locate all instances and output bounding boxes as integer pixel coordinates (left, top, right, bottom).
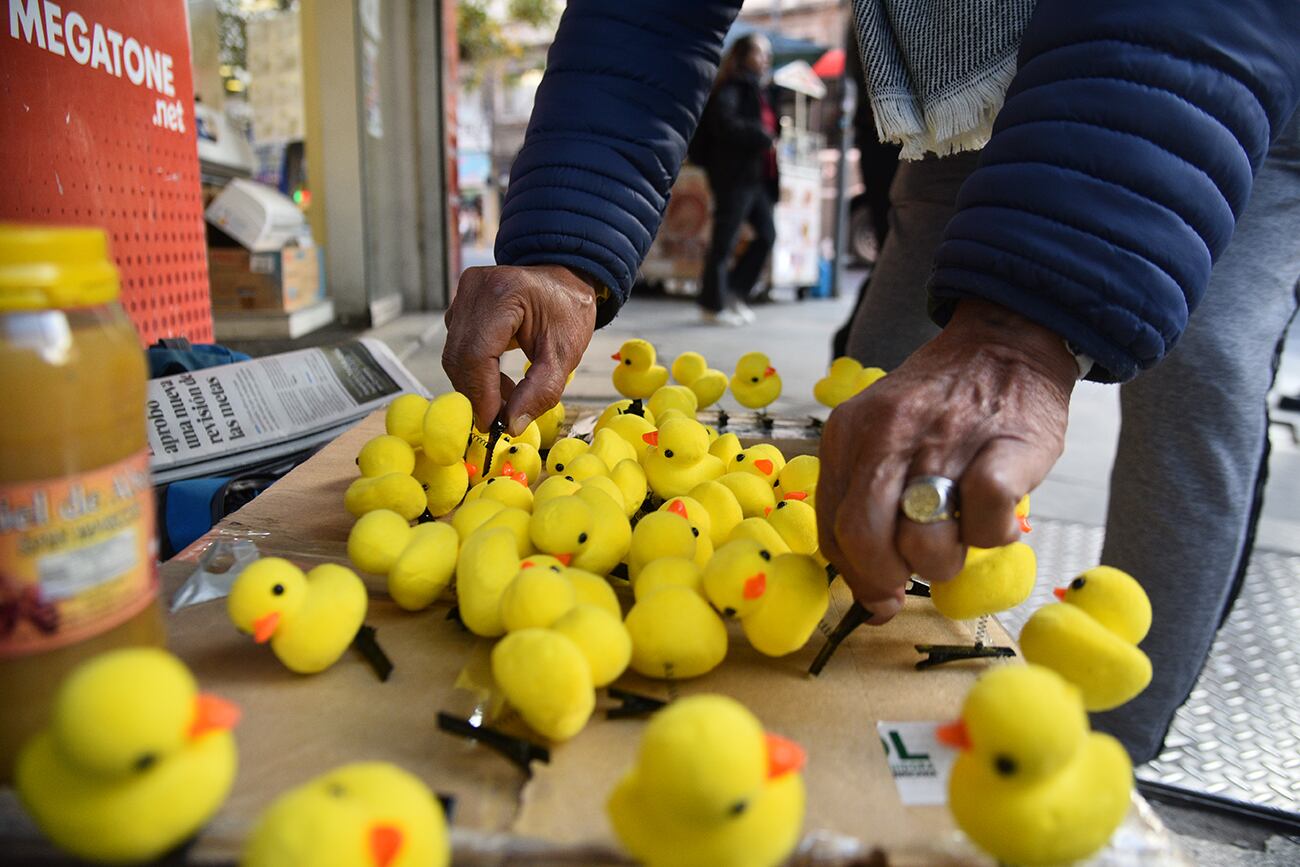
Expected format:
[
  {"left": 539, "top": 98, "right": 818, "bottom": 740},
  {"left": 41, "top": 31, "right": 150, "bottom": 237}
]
[{"left": 147, "top": 338, "right": 427, "bottom": 484}]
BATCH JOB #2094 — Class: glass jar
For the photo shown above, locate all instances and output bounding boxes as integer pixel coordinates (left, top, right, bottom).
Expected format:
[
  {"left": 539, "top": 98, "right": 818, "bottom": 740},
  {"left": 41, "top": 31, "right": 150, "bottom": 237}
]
[{"left": 0, "top": 225, "right": 164, "bottom": 780}]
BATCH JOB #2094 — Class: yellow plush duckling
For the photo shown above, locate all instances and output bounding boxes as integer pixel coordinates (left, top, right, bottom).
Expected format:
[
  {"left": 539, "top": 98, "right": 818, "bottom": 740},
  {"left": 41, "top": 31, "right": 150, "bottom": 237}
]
[
  {"left": 703, "top": 539, "right": 829, "bottom": 656},
  {"left": 552, "top": 603, "right": 634, "bottom": 688},
  {"left": 499, "top": 563, "right": 577, "bottom": 632},
  {"left": 708, "top": 432, "right": 743, "bottom": 465},
  {"left": 729, "top": 352, "right": 782, "bottom": 410},
  {"left": 243, "top": 762, "right": 449, "bottom": 867},
  {"left": 728, "top": 444, "right": 785, "bottom": 483},
  {"left": 599, "top": 412, "right": 659, "bottom": 462},
  {"left": 764, "top": 499, "right": 823, "bottom": 563},
  {"left": 455, "top": 526, "right": 523, "bottom": 637},
  {"left": 634, "top": 557, "right": 703, "bottom": 601},
  {"left": 1019, "top": 566, "right": 1152, "bottom": 711},
  {"left": 628, "top": 510, "right": 698, "bottom": 583},
  {"left": 612, "top": 338, "right": 670, "bottom": 399},
  {"left": 545, "top": 436, "right": 590, "bottom": 476},
  {"left": 462, "top": 472, "right": 534, "bottom": 512},
  {"left": 563, "top": 566, "right": 623, "bottom": 619},
  {"left": 529, "top": 487, "right": 631, "bottom": 575},
  {"left": 648, "top": 384, "right": 699, "bottom": 422},
  {"left": 356, "top": 435, "right": 416, "bottom": 478},
  {"left": 727, "top": 517, "right": 791, "bottom": 556},
  {"left": 642, "top": 417, "right": 725, "bottom": 499},
  {"left": 625, "top": 585, "right": 728, "bottom": 679},
  {"left": 492, "top": 627, "right": 595, "bottom": 741},
  {"left": 450, "top": 497, "right": 507, "bottom": 540},
  {"left": 16, "top": 648, "right": 239, "bottom": 865},
  {"left": 773, "top": 454, "right": 819, "bottom": 508},
  {"left": 384, "top": 394, "right": 430, "bottom": 446},
  {"left": 929, "top": 542, "right": 1037, "bottom": 621},
  {"left": 607, "top": 694, "right": 806, "bottom": 867},
  {"left": 671, "top": 350, "right": 729, "bottom": 408},
  {"left": 534, "top": 400, "right": 567, "bottom": 450},
  {"left": 609, "top": 458, "right": 649, "bottom": 517},
  {"left": 346, "top": 510, "right": 459, "bottom": 612},
  {"left": 345, "top": 473, "right": 427, "bottom": 522},
  {"left": 228, "top": 559, "right": 368, "bottom": 674},
  {"left": 939, "top": 664, "right": 1132, "bottom": 866},
  {"left": 660, "top": 496, "right": 714, "bottom": 568},
  {"left": 486, "top": 441, "right": 542, "bottom": 484},
  {"left": 718, "top": 471, "right": 776, "bottom": 518},
  {"left": 533, "top": 473, "right": 583, "bottom": 508},
  {"left": 812, "top": 358, "right": 886, "bottom": 409},
  {"left": 595, "top": 398, "right": 657, "bottom": 432},
  {"left": 421, "top": 391, "right": 474, "bottom": 465},
  {"left": 688, "top": 480, "right": 745, "bottom": 547},
  {"left": 410, "top": 452, "right": 470, "bottom": 517},
  {"left": 589, "top": 428, "right": 638, "bottom": 470}
]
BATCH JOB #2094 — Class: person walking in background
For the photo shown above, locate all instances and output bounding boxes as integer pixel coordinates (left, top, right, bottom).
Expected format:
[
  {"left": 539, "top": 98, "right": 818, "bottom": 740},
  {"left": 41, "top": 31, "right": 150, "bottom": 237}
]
[{"left": 693, "top": 33, "right": 779, "bottom": 327}]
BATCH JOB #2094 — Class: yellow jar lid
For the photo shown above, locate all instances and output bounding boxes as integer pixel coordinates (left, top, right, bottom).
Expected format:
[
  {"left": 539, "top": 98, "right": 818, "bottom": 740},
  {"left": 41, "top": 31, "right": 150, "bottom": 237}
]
[{"left": 0, "top": 224, "right": 121, "bottom": 311}]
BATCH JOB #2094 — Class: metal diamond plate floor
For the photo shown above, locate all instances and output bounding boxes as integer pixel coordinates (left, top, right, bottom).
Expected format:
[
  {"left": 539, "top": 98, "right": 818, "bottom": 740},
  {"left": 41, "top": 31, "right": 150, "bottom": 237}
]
[{"left": 998, "top": 517, "right": 1300, "bottom": 817}]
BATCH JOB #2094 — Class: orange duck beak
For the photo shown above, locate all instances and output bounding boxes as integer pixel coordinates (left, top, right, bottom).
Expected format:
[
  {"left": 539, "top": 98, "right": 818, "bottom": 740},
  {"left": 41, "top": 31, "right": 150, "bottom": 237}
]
[
  {"left": 743, "top": 572, "right": 767, "bottom": 599},
  {"left": 555, "top": 552, "right": 573, "bottom": 567},
  {"left": 611, "top": 352, "right": 622, "bottom": 361},
  {"left": 765, "top": 733, "right": 806, "bottom": 779},
  {"left": 189, "top": 693, "right": 241, "bottom": 740},
  {"left": 1053, "top": 586, "right": 1068, "bottom": 601},
  {"left": 642, "top": 431, "right": 659, "bottom": 447},
  {"left": 252, "top": 611, "right": 281, "bottom": 644},
  {"left": 369, "top": 824, "right": 404, "bottom": 867},
  {"left": 936, "top": 719, "right": 971, "bottom": 751},
  {"left": 763, "top": 366, "right": 776, "bottom": 378}
]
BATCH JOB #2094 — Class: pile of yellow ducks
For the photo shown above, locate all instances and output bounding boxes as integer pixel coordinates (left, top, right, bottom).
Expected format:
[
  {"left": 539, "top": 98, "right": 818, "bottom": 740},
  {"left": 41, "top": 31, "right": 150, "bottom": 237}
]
[{"left": 12, "top": 338, "right": 1157, "bottom": 867}]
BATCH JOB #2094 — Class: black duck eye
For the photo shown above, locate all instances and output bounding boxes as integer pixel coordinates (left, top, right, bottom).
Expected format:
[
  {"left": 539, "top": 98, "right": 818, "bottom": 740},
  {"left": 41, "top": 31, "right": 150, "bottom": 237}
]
[
  {"left": 1071, "top": 577, "right": 1086, "bottom": 591},
  {"left": 664, "top": 449, "right": 674, "bottom": 458},
  {"left": 776, "top": 502, "right": 786, "bottom": 510},
  {"left": 994, "top": 754, "right": 1018, "bottom": 777},
  {"left": 272, "top": 583, "right": 285, "bottom": 596},
  {"left": 133, "top": 752, "right": 158, "bottom": 773},
  {"left": 487, "top": 478, "right": 496, "bottom": 485},
  {"left": 624, "top": 358, "right": 632, "bottom": 365},
  {"left": 723, "top": 606, "right": 736, "bottom": 617},
  {"left": 328, "top": 782, "right": 347, "bottom": 798},
  {"left": 773, "top": 480, "right": 780, "bottom": 488},
  {"left": 691, "top": 527, "right": 699, "bottom": 537},
  {"left": 750, "top": 376, "right": 759, "bottom": 383},
  {"left": 509, "top": 446, "right": 518, "bottom": 454},
  {"left": 555, "top": 463, "right": 565, "bottom": 472},
  {"left": 758, "top": 550, "right": 771, "bottom": 561},
  {"left": 578, "top": 532, "right": 589, "bottom": 544},
  {"left": 727, "top": 799, "right": 748, "bottom": 817},
  {"left": 550, "top": 566, "right": 562, "bottom": 573},
  {"left": 564, "top": 475, "right": 575, "bottom": 482}
]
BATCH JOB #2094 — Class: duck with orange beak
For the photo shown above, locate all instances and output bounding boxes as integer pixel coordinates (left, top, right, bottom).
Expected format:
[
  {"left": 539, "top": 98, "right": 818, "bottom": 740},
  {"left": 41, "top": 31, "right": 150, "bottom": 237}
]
[
  {"left": 937, "top": 664, "right": 1132, "bottom": 866},
  {"left": 608, "top": 694, "right": 806, "bottom": 867},
  {"left": 243, "top": 761, "right": 449, "bottom": 867},
  {"left": 227, "top": 558, "right": 369, "bottom": 676},
  {"left": 611, "top": 338, "right": 670, "bottom": 399},
  {"left": 729, "top": 351, "right": 782, "bottom": 411},
  {"left": 702, "top": 538, "right": 829, "bottom": 657},
  {"left": 16, "top": 648, "right": 241, "bottom": 864}
]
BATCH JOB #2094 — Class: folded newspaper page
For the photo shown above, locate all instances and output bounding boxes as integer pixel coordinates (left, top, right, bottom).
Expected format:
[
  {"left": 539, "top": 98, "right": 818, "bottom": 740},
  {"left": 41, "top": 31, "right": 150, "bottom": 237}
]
[{"left": 147, "top": 339, "right": 426, "bottom": 484}]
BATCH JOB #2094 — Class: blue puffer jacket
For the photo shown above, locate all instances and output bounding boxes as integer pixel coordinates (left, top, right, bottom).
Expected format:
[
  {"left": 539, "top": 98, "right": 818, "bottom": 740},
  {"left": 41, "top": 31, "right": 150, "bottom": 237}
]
[{"left": 496, "top": 0, "right": 1300, "bottom": 378}]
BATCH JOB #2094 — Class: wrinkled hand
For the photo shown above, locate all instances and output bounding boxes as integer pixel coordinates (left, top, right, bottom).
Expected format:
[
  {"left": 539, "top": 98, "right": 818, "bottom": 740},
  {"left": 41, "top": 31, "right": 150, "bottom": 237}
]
[
  {"left": 443, "top": 264, "right": 598, "bottom": 434},
  {"left": 817, "top": 299, "right": 1079, "bottom": 623}
]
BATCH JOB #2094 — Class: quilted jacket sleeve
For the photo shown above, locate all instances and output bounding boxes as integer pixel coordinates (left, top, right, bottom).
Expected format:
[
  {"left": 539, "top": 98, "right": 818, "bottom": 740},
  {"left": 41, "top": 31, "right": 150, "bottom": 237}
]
[
  {"left": 494, "top": 0, "right": 742, "bottom": 327},
  {"left": 930, "top": 0, "right": 1300, "bottom": 381}
]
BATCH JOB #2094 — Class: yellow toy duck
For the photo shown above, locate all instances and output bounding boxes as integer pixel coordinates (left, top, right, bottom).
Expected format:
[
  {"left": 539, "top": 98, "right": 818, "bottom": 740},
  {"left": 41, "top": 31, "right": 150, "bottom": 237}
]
[
  {"left": 648, "top": 384, "right": 700, "bottom": 422},
  {"left": 812, "top": 357, "right": 886, "bottom": 409},
  {"left": 687, "top": 480, "right": 745, "bottom": 546},
  {"left": 384, "top": 394, "right": 430, "bottom": 446},
  {"left": 345, "top": 473, "right": 427, "bottom": 522},
  {"left": 708, "top": 432, "right": 743, "bottom": 465},
  {"left": 1019, "top": 566, "right": 1153, "bottom": 711},
  {"left": 228, "top": 558, "right": 368, "bottom": 674},
  {"left": 612, "top": 338, "right": 670, "bottom": 399},
  {"left": 718, "top": 471, "right": 777, "bottom": 518},
  {"left": 764, "top": 498, "right": 823, "bottom": 563},
  {"left": 455, "top": 526, "right": 523, "bottom": 637},
  {"left": 346, "top": 510, "right": 459, "bottom": 611},
  {"left": 243, "top": 762, "right": 449, "bottom": 867},
  {"left": 628, "top": 509, "right": 699, "bottom": 582},
  {"left": 356, "top": 435, "right": 416, "bottom": 478},
  {"left": 421, "top": 391, "right": 474, "bottom": 465},
  {"left": 773, "top": 454, "right": 819, "bottom": 508},
  {"left": 634, "top": 556, "right": 703, "bottom": 601},
  {"left": 625, "top": 583, "right": 728, "bottom": 679},
  {"left": 595, "top": 398, "right": 658, "bottom": 432},
  {"left": 410, "top": 452, "right": 471, "bottom": 518},
  {"left": 729, "top": 352, "right": 782, "bottom": 410},
  {"left": 671, "top": 350, "right": 729, "bottom": 408},
  {"left": 929, "top": 542, "right": 1037, "bottom": 621},
  {"left": 529, "top": 487, "right": 632, "bottom": 575},
  {"left": 938, "top": 664, "right": 1132, "bottom": 866},
  {"left": 642, "top": 417, "right": 725, "bottom": 499},
  {"left": 492, "top": 627, "right": 596, "bottom": 741},
  {"left": 702, "top": 539, "right": 829, "bottom": 656},
  {"left": 728, "top": 443, "right": 785, "bottom": 482},
  {"left": 607, "top": 694, "right": 806, "bottom": 867},
  {"left": 16, "top": 648, "right": 240, "bottom": 864}
]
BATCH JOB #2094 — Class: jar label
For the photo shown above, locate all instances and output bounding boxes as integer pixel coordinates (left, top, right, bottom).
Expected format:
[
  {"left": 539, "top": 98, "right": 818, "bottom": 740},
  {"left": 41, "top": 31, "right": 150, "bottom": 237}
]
[{"left": 0, "top": 451, "right": 157, "bottom": 657}]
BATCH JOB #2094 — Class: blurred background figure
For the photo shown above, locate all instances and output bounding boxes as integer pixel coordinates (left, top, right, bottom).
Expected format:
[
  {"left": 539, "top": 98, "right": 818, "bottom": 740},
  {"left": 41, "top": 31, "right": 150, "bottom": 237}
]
[{"left": 692, "top": 33, "right": 779, "bottom": 327}]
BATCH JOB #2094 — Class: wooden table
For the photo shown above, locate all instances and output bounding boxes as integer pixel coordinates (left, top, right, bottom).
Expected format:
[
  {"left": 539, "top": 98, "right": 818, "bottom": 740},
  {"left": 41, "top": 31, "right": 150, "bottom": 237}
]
[{"left": 1, "top": 411, "right": 1181, "bottom": 865}]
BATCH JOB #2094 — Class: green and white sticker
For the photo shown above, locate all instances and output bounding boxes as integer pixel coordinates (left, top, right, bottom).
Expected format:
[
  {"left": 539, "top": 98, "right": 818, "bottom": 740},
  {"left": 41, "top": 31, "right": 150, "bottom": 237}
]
[{"left": 877, "top": 721, "right": 959, "bottom": 805}]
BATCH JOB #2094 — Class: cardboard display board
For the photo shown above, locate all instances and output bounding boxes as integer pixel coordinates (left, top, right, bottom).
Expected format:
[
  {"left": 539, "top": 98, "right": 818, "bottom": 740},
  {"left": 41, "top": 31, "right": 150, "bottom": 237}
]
[{"left": 0, "top": 410, "right": 1183, "bottom": 864}]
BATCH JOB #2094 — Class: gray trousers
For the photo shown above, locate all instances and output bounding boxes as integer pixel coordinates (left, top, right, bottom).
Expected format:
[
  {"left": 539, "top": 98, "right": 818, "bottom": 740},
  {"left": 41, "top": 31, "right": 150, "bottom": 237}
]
[{"left": 845, "top": 116, "right": 1300, "bottom": 764}]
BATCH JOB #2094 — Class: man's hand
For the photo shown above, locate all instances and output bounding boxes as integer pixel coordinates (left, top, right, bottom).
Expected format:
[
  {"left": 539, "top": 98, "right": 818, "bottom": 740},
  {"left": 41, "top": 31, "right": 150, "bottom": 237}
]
[
  {"left": 443, "top": 264, "right": 598, "bottom": 434},
  {"left": 817, "top": 299, "right": 1079, "bottom": 623}
]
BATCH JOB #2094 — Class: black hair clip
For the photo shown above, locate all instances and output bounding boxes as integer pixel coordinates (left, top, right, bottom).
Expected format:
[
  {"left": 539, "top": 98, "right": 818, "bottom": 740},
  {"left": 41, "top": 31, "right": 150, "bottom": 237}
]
[
  {"left": 480, "top": 416, "right": 508, "bottom": 478},
  {"left": 436, "top": 712, "right": 549, "bottom": 775},
  {"left": 352, "top": 624, "right": 393, "bottom": 682},
  {"left": 808, "top": 580, "right": 934, "bottom": 676},
  {"left": 606, "top": 686, "right": 667, "bottom": 719}
]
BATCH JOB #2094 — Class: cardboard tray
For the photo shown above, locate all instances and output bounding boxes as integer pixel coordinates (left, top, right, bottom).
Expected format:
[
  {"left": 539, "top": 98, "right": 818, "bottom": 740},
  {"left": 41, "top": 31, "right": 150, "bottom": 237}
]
[{"left": 0, "top": 408, "right": 1186, "bottom": 865}]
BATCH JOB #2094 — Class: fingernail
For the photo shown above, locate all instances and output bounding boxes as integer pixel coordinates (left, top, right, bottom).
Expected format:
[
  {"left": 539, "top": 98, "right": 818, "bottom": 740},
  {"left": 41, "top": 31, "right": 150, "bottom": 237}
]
[{"left": 510, "top": 414, "right": 533, "bottom": 436}]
